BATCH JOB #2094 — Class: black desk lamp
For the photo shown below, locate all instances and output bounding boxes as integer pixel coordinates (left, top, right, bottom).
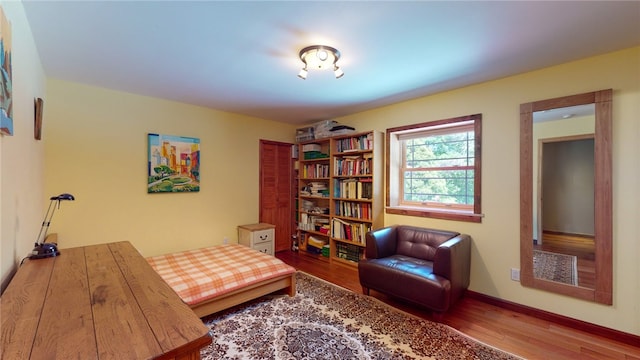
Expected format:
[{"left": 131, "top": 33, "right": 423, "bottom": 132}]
[{"left": 30, "top": 193, "right": 75, "bottom": 259}]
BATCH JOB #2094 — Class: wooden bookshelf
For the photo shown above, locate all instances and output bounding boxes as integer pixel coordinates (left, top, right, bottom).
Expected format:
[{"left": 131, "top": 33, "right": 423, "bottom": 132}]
[{"left": 296, "top": 131, "right": 383, "bottom": 267}]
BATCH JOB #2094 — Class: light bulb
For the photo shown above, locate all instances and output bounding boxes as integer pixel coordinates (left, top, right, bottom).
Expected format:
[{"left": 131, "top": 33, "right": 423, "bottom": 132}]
[{"left": 317, "top": 49, "right": 328, "bottom": 61}]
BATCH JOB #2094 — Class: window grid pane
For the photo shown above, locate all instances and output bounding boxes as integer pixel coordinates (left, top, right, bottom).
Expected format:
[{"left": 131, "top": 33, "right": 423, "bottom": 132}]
[
  {"left": 403, "top": 169, "right": 474, "bottom": 205},
  {"left": 402, "top": 130, "right": 475, "bottom": 206}
]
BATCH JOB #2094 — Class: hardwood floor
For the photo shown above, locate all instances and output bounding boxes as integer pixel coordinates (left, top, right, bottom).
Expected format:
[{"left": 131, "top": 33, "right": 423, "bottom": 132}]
[{"left": 276, "top": 250, "right": 640, "bottom": 360}]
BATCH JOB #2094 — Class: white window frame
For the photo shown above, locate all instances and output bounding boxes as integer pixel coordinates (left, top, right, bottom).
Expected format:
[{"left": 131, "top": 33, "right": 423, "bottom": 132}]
[{"left": 386, "top": 114, "right": 482, "bottom": 223}]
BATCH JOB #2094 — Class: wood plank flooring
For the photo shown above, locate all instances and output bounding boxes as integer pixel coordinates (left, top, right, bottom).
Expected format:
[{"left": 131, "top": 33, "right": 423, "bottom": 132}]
[{"left": 276, "top": 250, "right": 640, "bottom": 360}]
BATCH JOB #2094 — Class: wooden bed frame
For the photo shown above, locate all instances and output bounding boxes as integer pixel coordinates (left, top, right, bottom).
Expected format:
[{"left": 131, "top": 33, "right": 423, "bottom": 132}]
[{"left": 190, "top": 272, "right": 296, "bottom": 318}]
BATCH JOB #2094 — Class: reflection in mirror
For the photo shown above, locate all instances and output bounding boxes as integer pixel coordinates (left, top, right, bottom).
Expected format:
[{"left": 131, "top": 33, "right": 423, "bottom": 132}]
[
  {"left": 520, "top": 90, "right": 612, "bottom": 305},
  {"left": 533, "top": 105, "right": 595, "bottom": 289}
]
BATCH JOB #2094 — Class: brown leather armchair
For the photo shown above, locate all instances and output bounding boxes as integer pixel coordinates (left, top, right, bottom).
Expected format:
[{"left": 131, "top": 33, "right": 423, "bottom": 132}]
[{"left": 358, "top": 225, "right": 471, "bottom": 314}]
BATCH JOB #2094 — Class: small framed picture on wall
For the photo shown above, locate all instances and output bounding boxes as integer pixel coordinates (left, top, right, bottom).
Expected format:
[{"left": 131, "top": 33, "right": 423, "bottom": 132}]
[
  {"left": 0, "top": 7, "right": 14, "bottom": 136},
  {"left": 34, "top": 98, "right": 44, "bottom": 140}
]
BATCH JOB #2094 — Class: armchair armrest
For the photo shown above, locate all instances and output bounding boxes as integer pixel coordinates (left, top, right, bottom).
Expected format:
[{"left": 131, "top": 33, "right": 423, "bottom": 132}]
[
  {"left": 433, "top": 234, "right": 471, "bottom": 296},
  {"left": 364, "top": 226, "right": 398, "bottom": 259}
]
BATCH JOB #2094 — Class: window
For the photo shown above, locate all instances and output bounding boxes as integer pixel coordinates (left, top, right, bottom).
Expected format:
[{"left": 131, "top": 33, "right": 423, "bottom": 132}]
[{"left": 386, "top": 114, "right": 482, "bottom": 222}]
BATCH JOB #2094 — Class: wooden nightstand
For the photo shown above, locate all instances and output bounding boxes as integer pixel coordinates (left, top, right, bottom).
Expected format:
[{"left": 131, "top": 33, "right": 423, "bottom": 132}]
[{"left": 238, "top": 223, "right": 275, "bottom": 255}]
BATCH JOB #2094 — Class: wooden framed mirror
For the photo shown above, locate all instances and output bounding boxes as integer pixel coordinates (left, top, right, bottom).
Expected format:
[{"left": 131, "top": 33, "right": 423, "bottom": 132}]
[{"left": 520, "top": 89, "right": 612, "bottom": 304}]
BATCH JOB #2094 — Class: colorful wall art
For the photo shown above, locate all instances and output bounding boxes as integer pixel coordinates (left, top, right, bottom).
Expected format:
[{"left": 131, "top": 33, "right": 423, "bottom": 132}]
[
  {"left": 0, "top": 6, "right": 13, "bottom": 136},
  {"left": 147, "top": 133, "right": 200, "bottom": 193}
]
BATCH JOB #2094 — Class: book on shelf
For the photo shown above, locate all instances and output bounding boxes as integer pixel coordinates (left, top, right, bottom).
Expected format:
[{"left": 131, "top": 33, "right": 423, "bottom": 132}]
[
  {"left": 299, "top": 213, "right": 330, "bottom": 232},
  {"left": 335, "top": 133, "right": 374, "bottom": 153},
  {"left": 331, "top": 217, "right": 371, "bottom": 244},
  {"left": 334, "top": 200, "right": 372, "bottom": 220},
  {"left": 302, "top": 163, "right": 329, "bottom": 178},
  {"left": 333, "top": 179, "right": 373, "bottom": 199},
  {"left": 335, "top": 242, "right": 362, "bottom": 262},
  {"left": 334, "top": 156, "right": 372, "bottom": 176},
  {"left": 299, "top": 213, "right": 310, "bottom": 231}
]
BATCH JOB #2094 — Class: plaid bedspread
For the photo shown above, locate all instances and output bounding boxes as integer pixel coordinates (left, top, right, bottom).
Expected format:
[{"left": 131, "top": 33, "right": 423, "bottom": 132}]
[{"left": 147, "top": 244, "right": 295, "bottom": 305}]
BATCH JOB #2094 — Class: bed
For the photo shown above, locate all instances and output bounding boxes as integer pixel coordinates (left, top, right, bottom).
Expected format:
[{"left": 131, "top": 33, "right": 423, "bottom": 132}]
[{"left": 147, "top": 243, "right": 296, "bottom": 317}]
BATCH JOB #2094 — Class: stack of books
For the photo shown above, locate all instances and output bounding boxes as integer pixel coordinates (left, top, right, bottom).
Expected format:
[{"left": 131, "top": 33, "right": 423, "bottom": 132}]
[
  {"left": 321, "top": 245, "right": 330, "bottom": 257},
  {"left": 307, "top": 236, "right": 327, "bottom": 255},
  {"left": 302, "top": 143, "right": 328, "bottom": 160},
  {"left": 307, "top": 182, "right": 328, "bottom": 197}
]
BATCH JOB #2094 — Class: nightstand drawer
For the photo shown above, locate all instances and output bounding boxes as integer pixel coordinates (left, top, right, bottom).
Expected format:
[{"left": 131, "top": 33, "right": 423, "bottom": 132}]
[
  {"left": 253, "top": 242, "right": 273, "bottom": 255},
  {"left": 253, "top": 229, "right": 273, "bottom": 244}
]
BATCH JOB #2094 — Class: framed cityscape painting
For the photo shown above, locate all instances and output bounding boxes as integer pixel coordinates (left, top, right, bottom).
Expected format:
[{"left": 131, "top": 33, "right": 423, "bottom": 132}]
[
  {"left": 0, "top": 6, "right": 13, "bottom": 136},
  {"left": 147, "top": 133, "right": 200, "bottom": 193}
]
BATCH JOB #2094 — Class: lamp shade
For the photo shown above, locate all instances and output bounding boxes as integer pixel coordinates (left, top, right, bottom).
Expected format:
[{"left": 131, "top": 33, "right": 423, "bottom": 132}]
[{"left": 51, "top": 193, "right": 75, "bottom": 201}]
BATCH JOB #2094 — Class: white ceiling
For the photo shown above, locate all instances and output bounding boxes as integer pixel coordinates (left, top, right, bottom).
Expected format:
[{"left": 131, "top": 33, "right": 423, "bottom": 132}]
[{"left": 23, "top": 1, "right": 640, "bottom": 125}]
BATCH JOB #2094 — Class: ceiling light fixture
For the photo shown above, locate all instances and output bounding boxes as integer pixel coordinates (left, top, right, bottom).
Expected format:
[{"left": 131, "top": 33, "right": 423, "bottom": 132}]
[{"left": 297, "top": 45, "right": 344, "bottom": 80}]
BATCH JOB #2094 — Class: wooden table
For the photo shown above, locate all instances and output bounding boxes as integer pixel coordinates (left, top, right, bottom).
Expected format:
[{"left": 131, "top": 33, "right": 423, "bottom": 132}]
[{"left": 1, "top": 241, "right": 212, "bottom": 359}]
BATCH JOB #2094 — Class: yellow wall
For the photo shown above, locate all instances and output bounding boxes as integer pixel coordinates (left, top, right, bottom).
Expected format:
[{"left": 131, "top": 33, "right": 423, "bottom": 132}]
[
  {"left": 44, "top": 79, "right": 296, "bottom": 257},
  {"left": 337, "top": 47, "right": 640, "bottom": 335},
  {"left": 0, "top": 1, "right": 47, "bottom": 291}
]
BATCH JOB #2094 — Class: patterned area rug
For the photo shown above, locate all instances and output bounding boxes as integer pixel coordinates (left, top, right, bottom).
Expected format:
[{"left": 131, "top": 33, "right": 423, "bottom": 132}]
[
  {"left": 201, "top": 272, "right": 522, "bottom": 359},
  {"left": 533, "top": 250, "right": 578, "bottom": 285}
]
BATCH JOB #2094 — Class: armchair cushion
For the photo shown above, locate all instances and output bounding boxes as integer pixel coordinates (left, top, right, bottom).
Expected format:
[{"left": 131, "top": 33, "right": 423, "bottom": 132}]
[
  {"left": 358, "top": 225, "right": 471, "bottom": 313},
  {"left": 395, "top": 226, "right": 462, "bottom": 261}
]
